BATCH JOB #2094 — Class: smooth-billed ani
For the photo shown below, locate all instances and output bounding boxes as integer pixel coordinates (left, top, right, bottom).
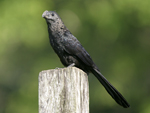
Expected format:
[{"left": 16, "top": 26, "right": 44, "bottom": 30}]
[{"left": 42, "top": 10, "right": 130, "bottom": 108}]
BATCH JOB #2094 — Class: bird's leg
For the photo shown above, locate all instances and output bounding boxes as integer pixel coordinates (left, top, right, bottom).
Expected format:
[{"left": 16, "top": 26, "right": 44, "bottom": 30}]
[{"left": 67, "top": 63, "right": 75, "bottom": 67}]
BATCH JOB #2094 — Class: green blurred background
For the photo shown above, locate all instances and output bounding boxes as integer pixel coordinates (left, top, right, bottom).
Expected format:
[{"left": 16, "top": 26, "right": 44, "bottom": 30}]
[{"left": 0, "top": 0, "right": 150, "bottom": 113}]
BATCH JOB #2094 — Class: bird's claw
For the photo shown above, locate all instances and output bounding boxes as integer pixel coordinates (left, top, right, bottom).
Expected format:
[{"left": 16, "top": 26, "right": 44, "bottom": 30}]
[{"left": 67, "top": 63, "right": 75, "bottom": 67}]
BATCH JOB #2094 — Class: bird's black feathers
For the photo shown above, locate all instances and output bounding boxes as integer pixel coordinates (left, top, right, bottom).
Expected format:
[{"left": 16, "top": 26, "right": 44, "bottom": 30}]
[
  {"left": 42, "top": 10, "right": 130, "bottom": 108},
  {"left": 91, "top": 68, "right": 130, "bottom": 108}
]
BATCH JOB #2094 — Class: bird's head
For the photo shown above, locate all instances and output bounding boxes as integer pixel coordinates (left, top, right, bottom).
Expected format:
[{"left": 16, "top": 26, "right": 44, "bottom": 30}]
[
  {"left": 42, "top": 10, "right": 65, "bottom": 33},
  {"left": 42, "top": 10, "right": 62, "bottom": 25}
]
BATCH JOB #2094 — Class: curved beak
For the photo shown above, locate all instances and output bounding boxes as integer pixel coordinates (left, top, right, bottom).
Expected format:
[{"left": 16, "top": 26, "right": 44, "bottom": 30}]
[{"left": 42, "top": 10, "right": 49, "bottom": 18}]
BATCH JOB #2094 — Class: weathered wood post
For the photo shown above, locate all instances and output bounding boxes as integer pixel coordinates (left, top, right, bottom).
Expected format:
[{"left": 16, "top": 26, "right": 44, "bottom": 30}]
[{"left": 39, "top": 67, "right": 89, "bottom": 113}]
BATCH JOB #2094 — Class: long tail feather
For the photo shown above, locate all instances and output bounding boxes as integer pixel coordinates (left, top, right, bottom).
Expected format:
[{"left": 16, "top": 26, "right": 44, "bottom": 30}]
[{"left": 91, "top": 68, "right": 130, "bottom": 108}]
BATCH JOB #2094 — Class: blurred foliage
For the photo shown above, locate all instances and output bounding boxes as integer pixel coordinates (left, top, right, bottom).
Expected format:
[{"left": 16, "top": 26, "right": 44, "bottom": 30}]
[{"left": 0, "top": 0, "right": 150, "bottom": 113}]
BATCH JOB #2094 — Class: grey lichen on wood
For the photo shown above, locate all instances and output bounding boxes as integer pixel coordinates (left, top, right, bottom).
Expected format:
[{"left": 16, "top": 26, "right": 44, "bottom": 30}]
[{"left": 39, "top": 67, "right": 89, "bottom": 113}]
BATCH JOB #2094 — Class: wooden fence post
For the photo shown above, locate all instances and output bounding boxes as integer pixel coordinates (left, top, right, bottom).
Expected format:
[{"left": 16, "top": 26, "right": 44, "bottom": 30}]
[{"left": 39, "top": 67, "right": 89, "bottom": 113}]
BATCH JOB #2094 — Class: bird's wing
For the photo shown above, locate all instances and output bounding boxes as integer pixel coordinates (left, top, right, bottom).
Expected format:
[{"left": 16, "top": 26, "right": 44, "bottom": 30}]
[
  {"left": 63, "top": 35, "right": 94, "bottom": 66},
  {"left": 63, "top": 34, "right": 130, "bottom": 108}
]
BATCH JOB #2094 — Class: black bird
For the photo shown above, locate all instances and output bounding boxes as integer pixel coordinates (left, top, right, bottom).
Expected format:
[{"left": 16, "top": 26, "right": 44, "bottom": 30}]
[{"left": 42, "top": 10, "right": 130, "bottom": 108}]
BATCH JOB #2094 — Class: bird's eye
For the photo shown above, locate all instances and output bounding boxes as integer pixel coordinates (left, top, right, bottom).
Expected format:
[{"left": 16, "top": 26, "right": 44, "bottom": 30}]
[{"left": 51, "top": 13, "right": 54, "bottom": 16}]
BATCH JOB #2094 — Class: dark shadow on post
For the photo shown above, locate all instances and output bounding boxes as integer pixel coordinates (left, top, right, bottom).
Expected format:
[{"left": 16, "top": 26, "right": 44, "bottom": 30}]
[{"left": 39, "top": 67, "right": 89, "bottom": 113}]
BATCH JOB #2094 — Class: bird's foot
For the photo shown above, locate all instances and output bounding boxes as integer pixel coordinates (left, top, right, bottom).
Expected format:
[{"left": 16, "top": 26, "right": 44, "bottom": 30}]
[{"left": 67, "top": 63, "right": 75, "bottom": 67}]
